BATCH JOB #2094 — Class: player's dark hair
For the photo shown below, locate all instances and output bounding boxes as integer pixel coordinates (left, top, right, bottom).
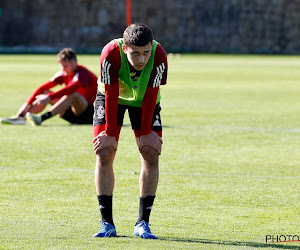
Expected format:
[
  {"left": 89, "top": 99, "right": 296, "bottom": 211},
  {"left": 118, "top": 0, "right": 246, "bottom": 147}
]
[
  {"left": 123, "top": 23, "right": 153, "bottom": 47},
  {"left": 57, "top": 48, "right": 77, "bottom": 62}
]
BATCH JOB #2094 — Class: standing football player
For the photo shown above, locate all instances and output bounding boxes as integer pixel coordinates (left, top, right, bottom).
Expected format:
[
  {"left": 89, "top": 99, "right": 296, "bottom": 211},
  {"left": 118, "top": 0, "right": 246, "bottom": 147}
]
[{"left": 93, "top": 23, "right": 168, "bottom": 239}]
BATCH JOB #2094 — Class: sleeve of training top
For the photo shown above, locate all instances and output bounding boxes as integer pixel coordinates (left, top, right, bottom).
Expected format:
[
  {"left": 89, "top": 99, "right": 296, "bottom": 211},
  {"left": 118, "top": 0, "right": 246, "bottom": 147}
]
[
  {"left": 140, "top": 86, "right": 159, "bottom": 135},
  {"left": 140, "top": 44, "right": 168, "bottom": 135},
  {"left": 100, "top": 42, "right": 121, "bottom": 137},
  {"left": 26, "top": 72, "right": 64, "bottom": 105},
  {"left": 148, "top": 44, "right": 168, "bottom": 87},
  {"left": 47, "top": 72, "right": 83, "bottom": 100}
]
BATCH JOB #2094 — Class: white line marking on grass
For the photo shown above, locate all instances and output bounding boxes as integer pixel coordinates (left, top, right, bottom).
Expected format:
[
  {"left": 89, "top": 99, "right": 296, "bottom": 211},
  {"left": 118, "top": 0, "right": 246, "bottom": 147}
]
[
  {"left": 167, "top": 125, "right": 300, "bottom": 133},
  {"left": 159, "top": 172, "right": 300, "bottom": 179},
  {"left": 1, "top": 167, "right": 299, "bottom": 179},
  {"left": 44, "top": 168, "right": 300, "bottom": 179}
]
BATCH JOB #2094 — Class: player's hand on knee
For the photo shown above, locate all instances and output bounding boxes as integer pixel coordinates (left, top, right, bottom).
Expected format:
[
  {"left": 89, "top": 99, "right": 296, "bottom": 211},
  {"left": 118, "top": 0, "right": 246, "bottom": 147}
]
[
  {"left": 138, "top": 131, "right": 163, "bottom": 155},
  {"left": 33, "top": 94, "right": 50, "bottom": 106},
  {"left": 93, "top": 131, "right": 118, "bottom": 154}
]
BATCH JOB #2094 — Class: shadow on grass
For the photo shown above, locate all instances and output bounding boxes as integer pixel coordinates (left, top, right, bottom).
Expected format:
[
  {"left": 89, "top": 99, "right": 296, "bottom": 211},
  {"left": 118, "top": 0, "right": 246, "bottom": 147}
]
[
  {"left": 40, "top": 124, "right": 132, "bottom": 127},
  {"left": 159, "top": 237, "right": 300, "bottom": 249}
]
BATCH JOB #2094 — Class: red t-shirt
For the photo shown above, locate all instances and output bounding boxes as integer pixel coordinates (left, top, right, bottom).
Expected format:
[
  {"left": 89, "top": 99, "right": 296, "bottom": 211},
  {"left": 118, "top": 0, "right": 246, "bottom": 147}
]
[
  {"left": 26, "top": 65, "right": 98, "bottom": 106},
  {"left": 99, "top": 40, "right": 168, "bottom": 137}
]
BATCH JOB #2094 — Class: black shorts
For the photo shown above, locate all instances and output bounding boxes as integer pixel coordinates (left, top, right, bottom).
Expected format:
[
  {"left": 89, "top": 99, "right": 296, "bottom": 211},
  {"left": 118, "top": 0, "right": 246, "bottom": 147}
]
[
  {"left": 61, "top": 105, "right": 94, "bottom": 124},
  {"left": 93, "top": 90, "right": 162, "bottom": 132}
]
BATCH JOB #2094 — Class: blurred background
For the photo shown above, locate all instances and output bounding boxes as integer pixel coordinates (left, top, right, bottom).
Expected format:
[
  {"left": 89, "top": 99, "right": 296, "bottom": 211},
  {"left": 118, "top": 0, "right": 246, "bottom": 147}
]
[{"left": 0, "top": 0, "right": 299, "bottom": 54}]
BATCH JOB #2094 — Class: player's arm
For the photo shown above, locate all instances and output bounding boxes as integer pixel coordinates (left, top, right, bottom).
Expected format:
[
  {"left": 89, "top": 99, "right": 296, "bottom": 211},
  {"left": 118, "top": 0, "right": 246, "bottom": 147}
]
[
  {"left": 138, "top": 87, "right": 163, "bottom": 154},
  {"left": 47, "top": 74, "right": 81, "bottom": 100},
  {"left": 140, "top": 44, "right": 168, "bottom": 135},
  {"left": 26, "top": 80, "right": 58, "bottom": 105},
  {"left": 102, "top": 43, "right": 120, "bottom": 138},
  {"left": 93, "top": 43, "right": 120, "bottom": 154},
  {"left": 93, "top": 82, "right": 119, "bottom": 154},
  {"left": 138, "top": 44, "right": 168, "bottom": 154},
  {"left": 17, "top": 77, "right": 60, "bottom": 116}
]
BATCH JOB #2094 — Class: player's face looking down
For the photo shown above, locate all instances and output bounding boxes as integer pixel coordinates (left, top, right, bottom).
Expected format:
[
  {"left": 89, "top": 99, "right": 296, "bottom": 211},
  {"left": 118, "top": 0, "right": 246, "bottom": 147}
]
[
  {"left": 122, "top": 42, "right": 152, "bottom": 71},
  {"left": 59, "top": 59, "right": 78, "bottom": 75}
]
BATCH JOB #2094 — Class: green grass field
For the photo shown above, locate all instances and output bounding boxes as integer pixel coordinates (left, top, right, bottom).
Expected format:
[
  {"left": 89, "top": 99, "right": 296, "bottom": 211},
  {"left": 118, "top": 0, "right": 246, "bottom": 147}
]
[{"left": 0, "top": 54, "right": 300, "bottom": 249}]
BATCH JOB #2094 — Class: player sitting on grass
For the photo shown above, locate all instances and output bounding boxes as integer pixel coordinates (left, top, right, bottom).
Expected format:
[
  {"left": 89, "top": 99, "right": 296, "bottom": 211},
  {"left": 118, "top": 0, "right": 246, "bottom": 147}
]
[
  {"left": 93, "top": 23, "right": 168, "bottom": 239},
  {"left": 1, "top": 48, "right": 97, "bottom": 126}
]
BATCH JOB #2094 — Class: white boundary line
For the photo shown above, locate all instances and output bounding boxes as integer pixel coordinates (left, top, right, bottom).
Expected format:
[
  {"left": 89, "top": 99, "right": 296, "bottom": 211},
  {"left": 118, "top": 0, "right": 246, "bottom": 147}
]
[
  {"left": 1, "top": 167, "right": 299, "bottom": 179},
  {"left": 167, "top": 125, "right": 300, "bottom": 133}
]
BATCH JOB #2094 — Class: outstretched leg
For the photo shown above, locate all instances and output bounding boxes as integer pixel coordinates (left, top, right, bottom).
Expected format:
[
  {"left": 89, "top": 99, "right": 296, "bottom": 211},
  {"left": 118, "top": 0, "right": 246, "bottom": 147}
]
[{"left": 26, "top": 92, "right": 88, "bottom": 126}]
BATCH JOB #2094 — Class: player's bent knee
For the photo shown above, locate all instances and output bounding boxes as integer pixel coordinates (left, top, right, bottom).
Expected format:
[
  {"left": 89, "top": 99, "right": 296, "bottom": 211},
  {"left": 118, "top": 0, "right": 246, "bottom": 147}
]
[
  {"left": 97, "top": 146, "right": 115, "bottom": 158},
  {"left": 141, "top": 146, "right": 159, "bottom": 163},
  {"left": 96, "top": 147, "right": 115, "bottom": 165}
]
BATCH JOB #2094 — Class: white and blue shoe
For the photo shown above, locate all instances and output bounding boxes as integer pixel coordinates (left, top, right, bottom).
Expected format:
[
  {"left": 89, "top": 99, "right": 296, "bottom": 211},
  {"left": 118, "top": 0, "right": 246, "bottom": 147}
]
[
  {"left": 1, "top": 116, "right": 26, "bottom": 125},
  {"left": 93, "top": 222, "right": 117, "bottom": 237},
  {"left": 133, "top": 221, "right": 157, "bottom": 239}
]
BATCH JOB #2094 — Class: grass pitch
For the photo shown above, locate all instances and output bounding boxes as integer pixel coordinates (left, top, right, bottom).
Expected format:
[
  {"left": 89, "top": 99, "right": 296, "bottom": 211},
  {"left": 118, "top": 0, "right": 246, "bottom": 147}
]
[{"left": 0, "top": 54, "right": 300, "bottom": 249}]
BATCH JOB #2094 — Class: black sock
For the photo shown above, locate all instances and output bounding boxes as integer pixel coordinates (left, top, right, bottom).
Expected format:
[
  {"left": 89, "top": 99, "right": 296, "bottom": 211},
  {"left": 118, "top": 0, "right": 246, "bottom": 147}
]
[
  {"left": 41, "top": 112, "right": 52, "bottom": 122},
  {"left": 97, "top": 195, "right": 114, "bottom": 225},
  {"left": 136, "top": 195, "right": 156, "bottom": 225}
]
